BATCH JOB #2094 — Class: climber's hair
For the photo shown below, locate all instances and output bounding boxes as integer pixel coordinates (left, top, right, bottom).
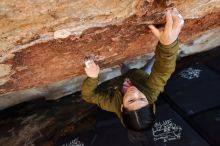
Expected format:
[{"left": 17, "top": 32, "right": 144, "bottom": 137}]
[{"left": 121, "top": 104, "right": 155, "bottom": 143}]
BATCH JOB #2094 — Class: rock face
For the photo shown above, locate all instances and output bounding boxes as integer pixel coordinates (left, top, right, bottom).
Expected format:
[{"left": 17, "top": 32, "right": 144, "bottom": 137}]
[
  {"left": 0, "top": 0, "right": 220, "bottom": 109},
  {"left": 0, "top": 92, "right": 96, "bottom": 146}
]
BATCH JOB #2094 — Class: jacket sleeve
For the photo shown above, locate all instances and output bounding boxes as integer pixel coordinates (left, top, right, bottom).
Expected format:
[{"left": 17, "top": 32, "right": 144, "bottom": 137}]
[
  {"left": 146, "top": 40, "right": 179, "bottom": 102},
  {"left": 81, "top": 77, "right": 120, "bottom": 113}
]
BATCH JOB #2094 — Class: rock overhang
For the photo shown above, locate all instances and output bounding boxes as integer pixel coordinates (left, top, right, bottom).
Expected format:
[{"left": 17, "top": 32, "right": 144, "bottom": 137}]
[{"left": 0, "top": 0, "right": 220, "bottom": 109}]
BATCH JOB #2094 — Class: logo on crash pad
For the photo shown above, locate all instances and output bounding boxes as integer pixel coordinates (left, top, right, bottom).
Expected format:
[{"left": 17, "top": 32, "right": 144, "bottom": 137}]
[
  {"left": 179, "top": 68, "right": 202, "bottom": 80},
  {"left": 152, "top": 119, "right": 182, "bottom": 143},
  {"left": 62, "top": 137, "right": 84, "bottom": 146}
]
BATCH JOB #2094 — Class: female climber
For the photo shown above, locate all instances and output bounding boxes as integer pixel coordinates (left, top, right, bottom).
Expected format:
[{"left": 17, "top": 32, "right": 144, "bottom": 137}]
[{"left": 81, "top": 8, "right": 184, "bottom": 143}]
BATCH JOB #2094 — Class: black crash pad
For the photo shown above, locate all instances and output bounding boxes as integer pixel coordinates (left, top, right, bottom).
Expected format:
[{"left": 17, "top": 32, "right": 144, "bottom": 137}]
[
  {"left": 55, "top": 129, "right": 96, "bottom": 146},
  {"left": 151, "top": 98, "right": 209, "bottom": 146},
  {"left": 191, "top": 107, "right": 220, "bottom": 146},
  {"left": 56, "top": 125, "right": 137, "bottom": 146},
  {"left": 206, "top": 57, "right": 220, "bottom": 74},
  {"left": 56, "top": 109, "right": 140, "bottom": 146},
  {"left": 164, "top": 63, "right": 220, "bottom": 116},
  {"left": 56, "top": 98, "right": 209, "bottom": 146}
]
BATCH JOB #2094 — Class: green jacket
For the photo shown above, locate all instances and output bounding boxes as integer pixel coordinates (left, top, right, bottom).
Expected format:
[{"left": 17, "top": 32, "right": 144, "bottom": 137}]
[{"left": 81, "top": 40, "right": 179, "bottom": 124}]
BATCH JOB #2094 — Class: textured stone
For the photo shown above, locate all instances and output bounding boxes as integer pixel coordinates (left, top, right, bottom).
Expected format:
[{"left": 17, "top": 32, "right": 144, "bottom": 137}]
[
  {"left": 0, "top": 0, "right": 220, "bottom": 109},
  {"left": 180, "top": 27, "right": 220, "bottom": 57},
  {"left": 54, "top": 29, "right": 72, "bottom": 39},
  {"left": 0, "top": 93, "right": 96, "bottom": 146},
  {"left": 0, "top": 64, "right": 11, "bottom": 78}
]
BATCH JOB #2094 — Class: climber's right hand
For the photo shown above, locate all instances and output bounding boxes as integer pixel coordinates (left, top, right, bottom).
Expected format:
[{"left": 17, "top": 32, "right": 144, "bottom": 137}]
[{"left": 84, "top": 59, "right": 100, "bottom": 78}]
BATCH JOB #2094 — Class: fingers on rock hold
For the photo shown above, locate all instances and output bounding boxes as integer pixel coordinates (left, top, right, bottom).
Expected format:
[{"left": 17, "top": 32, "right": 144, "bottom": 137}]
[{"left": 148, "top": 25, "right": 160, "bottom": 38}]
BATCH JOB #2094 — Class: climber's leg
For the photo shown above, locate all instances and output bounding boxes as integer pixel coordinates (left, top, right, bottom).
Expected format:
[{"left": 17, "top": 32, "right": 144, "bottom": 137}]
[
  {"left": 120, "top": 63, "right": 130, "bottom": 75},
  {"left": 143, "top": 56, "right": 155, "bottom": 75}
]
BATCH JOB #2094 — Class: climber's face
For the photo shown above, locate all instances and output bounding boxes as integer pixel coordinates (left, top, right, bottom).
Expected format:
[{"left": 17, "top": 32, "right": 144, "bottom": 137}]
[{"left": 122, "top": 86, "right": 149, "bottom": 111}]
